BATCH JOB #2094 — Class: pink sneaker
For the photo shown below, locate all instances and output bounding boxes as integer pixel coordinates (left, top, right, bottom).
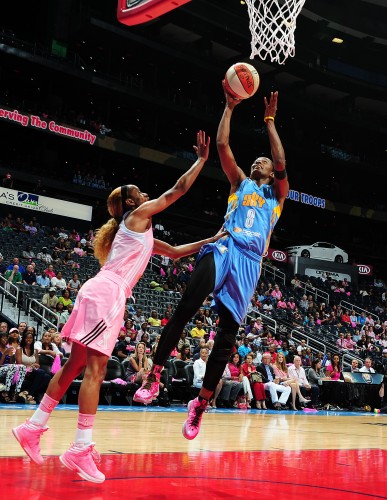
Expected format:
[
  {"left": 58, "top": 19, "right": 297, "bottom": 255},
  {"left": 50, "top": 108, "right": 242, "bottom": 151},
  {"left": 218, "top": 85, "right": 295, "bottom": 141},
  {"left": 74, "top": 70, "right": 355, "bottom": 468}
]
[
  {"left": 59, "top": 443, "right": 105, "bottom": 484},
  {"left": 133, "top": 372, "right": 160, "bottom": 404},
  {"left": 182, "top": 397, "right": 208, "bottom": 440},
  {"left": 12, "top": 420, "right": 48, "bottom": 465}
]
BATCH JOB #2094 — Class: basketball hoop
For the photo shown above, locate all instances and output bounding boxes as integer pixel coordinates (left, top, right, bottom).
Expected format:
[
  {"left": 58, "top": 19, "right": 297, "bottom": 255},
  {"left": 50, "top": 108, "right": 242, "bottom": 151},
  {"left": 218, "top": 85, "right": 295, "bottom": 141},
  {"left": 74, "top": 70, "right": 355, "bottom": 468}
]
[{"left": 245, "top": 0, "right": 306, "bottom": 65}]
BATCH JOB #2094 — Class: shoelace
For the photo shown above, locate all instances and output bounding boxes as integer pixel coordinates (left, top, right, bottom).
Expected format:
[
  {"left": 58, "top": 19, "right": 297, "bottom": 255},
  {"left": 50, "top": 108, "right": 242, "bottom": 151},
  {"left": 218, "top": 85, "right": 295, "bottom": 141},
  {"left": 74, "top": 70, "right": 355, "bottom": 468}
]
[
  {"left": 191, "top": 404, "right": 206, "bottom": 427},
  {"left": 71, "top": 443, "right": 101, "bottom": 463},
  {"left": 27, "top": 422, "right": 48, "bottom": 438}
]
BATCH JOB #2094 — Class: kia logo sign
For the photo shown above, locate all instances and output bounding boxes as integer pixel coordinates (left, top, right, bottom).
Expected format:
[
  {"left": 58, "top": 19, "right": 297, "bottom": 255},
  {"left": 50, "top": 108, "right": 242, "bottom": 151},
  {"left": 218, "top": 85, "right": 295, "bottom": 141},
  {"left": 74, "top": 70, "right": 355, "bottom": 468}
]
[
  {"left": 268, "top": 249, "right": 287, "bottom": 262},
  {"left": 356, "top": 264, "right": 372, "bottom": 275}
]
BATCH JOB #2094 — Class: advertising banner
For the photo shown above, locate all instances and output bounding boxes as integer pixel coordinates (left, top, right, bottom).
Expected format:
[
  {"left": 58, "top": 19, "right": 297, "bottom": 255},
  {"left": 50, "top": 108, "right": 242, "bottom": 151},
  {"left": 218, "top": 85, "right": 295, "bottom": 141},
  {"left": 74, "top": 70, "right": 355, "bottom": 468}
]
[{"left": 0, "top": 187, "right": 92, "bottom": 221}]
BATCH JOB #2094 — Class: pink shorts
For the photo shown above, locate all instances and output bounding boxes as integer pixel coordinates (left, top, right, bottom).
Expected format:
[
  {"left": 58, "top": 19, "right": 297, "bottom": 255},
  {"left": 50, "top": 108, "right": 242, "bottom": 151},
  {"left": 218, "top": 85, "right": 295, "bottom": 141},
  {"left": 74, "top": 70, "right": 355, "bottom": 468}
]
[{"left": 61, "top": 271, "right": 130, "bottom": 357}]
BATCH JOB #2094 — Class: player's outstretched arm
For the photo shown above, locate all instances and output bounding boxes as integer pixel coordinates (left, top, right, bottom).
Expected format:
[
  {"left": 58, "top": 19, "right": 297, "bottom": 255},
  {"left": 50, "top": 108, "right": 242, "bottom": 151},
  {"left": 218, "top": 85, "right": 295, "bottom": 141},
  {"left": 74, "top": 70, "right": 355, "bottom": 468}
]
[
  {"left": 264, "top": 91, "right": 289, "bottom": 206},
  {"left": 217, "top": 82, "right": 246, "bottom": 192},
  {"left": 153, "top": 230, "right": 227, "bottom": 259},
  {"left": 135, "top": 130, "right": 210, "bottom": 219}
]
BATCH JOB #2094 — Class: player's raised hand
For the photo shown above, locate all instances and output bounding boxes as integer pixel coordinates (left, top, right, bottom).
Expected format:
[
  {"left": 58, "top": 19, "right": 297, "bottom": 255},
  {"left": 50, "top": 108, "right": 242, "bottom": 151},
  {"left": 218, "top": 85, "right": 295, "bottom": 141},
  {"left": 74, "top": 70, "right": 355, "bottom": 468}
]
[
  {"left": 193, "top": 130, "right": 210, "bottom": 162},
  {"left": 222, "top": 80, "right": 242, "bottom": 109},
  {"left": 264, "top": 91, "right": 278, "bottom": 120}
]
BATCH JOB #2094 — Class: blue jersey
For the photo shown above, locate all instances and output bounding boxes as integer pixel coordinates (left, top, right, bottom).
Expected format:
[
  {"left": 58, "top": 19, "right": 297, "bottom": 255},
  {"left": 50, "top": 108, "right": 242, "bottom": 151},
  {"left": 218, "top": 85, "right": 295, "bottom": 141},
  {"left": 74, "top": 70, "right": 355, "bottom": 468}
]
[
  {"left": 197, "top": 177, "right": 282, "bottom": 324},
  {"left": 223, "top": 178, "right": 281, "bottom": 256}
]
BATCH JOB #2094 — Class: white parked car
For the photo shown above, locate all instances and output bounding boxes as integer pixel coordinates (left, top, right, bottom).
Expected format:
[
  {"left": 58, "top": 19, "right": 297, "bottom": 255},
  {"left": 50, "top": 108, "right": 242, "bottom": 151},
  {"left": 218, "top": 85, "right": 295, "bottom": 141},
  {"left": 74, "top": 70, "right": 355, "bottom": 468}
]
[{"left": 286, "top": 242, "right": 348, "bottom": 263}]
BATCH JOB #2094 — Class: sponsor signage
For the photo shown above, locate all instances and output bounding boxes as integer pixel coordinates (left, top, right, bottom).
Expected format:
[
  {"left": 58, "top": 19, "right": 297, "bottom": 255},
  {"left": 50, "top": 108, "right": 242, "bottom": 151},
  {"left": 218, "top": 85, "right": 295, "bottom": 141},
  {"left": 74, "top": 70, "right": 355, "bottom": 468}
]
[
  {"left": 0, "top": 187, "right": 92, "bottom": 221},
  {"left": 267, "top": 248, "right": 288, "bottom": 263},
  {"left": 356, "top": 264, "right": 373, "bottom": 276},
  {"left": 305, "top": 268, "right": 352, "bottom": 282},
  {"left": 286, "top": 189, "right": 326, "bottom": 209},
  {"left": 0, "top": 106, "right": 96, "bottom": 145}
]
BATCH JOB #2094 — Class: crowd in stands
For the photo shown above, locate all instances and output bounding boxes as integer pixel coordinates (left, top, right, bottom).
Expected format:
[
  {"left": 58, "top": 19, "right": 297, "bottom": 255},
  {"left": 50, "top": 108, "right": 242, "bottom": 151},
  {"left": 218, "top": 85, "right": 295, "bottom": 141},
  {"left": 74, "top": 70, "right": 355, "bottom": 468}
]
[{"left": 1, "top": 216, "right": 386, "bottom": 410}]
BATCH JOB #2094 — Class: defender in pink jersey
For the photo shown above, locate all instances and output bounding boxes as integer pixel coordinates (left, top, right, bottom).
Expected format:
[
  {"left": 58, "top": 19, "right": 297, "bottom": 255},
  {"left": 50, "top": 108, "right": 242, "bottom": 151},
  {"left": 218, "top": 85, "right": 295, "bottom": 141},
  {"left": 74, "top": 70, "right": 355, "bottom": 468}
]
[{"left": 12, "top": 131, "right": 223, "bottom": 483}]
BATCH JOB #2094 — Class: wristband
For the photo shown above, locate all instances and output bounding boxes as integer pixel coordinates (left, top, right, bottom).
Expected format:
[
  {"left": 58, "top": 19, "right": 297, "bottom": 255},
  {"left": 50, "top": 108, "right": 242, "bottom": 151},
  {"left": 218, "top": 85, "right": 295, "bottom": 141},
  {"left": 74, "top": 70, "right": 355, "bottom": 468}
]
[
  {"left": 264, "top": 116, "right": 275, "bottom": 123},
  {"left": 274, "top": 169, "right": 287, "bottom": 180}
]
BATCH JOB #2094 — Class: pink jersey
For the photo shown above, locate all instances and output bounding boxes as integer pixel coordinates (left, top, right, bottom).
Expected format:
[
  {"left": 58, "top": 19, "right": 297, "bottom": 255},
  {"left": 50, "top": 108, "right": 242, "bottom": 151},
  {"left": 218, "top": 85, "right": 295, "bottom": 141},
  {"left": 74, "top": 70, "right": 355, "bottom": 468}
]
[{"left": 101, "top": 221, "right": 154, "bottom": 295}]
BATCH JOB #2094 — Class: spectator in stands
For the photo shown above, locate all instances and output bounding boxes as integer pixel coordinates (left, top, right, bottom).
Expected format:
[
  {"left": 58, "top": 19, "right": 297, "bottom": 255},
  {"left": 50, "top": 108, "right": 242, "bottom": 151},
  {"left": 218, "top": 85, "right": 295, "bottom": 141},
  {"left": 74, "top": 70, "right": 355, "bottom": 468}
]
[
  {"left": 349, "top": 310, "right": 358, "bottom": 328},
  {"left": 42, "top": 287, "right": 59, "bottom": 312},
  {"left": 350, "top": 359, "right": 360, "bottom": 372},
  {"left": 271, "top": 284, "right": 282, "bottom": 302},
  {"left": 192, "top": 338, "right": 207, "bottom": 360},
  {"left": 276, "top": 297, "right": 287, "bottom": 315},
  {"left": 4, "top": 265, "right": 22, "bottom": 284},
  {"left": 325, "top": 354, "right": 342, "bottom": 380},
  {"left": 175, "top": 345, "right": 192, "bottom": 361},
  {"left": 190, "top": 321, "right": 206, "bottom": 339},
  {"left": 22, "top": 245, "right": 36, "bottom": 259},
  {"left": 226, "top": 352, "right": 250, "bottom": 405},
  {"left": 300, "top": 348, "right": 311, "bottom": 367},
  {"left": 357, "top": 311, "right": 367, "bottom": 327},
  {"left": 51, "top": 271, "right": 66, "bottom": 290},
  {"left": 177, "top": 331, "right": 191, "bottom": 351},
  {"left": 140, "top": 333, "right": 152, "bottom": 351},
  {"left": 307, "top": 358, "right": 325, "bottom": 407},
  {"left": 125, "top": 342, "right": 150, "bottom": 384},
  {"left": 36, "top": 247, "right": 52, "bottom": 264},
  {"left": 297, "top": 339, "right": 307, "bottom": 354},
  {"left": 203, "top": 308, "right": 214, "bottom": 327},
  {"left": 241, "top": 353, "right": 265, "bottom": 409},
  {"left": 16, "top": 330, "right": 51, "bottom": 403},
  {"left": 344, "top": 333, "right": 357, "bottom": 351},
  {"left": 341, "top": 310, "right": 351, "bottom": 326},
  {"left": 238, "top": 337, "right": 252, "bottom": 360},
  {"left": 44, "top": 264, "right": 56, "bottom": 279},
  {"left": 256, "top": 353, "right": 291, "bottom": 410},
  {"left": 22, "top": 264, "right": 37, "bottom": 286},
  {"left": 135, "top": 322, "right": 150, "bottom": 342},
  {"left": 58, "top": 289, "right": 73, "bottom": 310},
  {"left": 160, "top": 311, "right": 171, "bottom": 327},
  {"left": 148, "top": 310, "right": 161, "bottom": 327},
  {"left": 34, "top": 331, "right": 63, "bottom": 362},
  {"left": 273, "top": 352, "right": 309, "bottom": 410},
  {"left": 278, "top": 340, "right": 289, "bottom": 358},
  {"left": 0, "top": 331, "right": 27, "bottom": 403},
  {"left": 132, "top": 308, "right": 146, "bottom": 328},
  {"left": 262, "top": 298, "right": 273, "bottom": 316},
  {"left": 268, "top": 344, "right": 278, "bottom": 364},
  {"left": 36, "top": 270, "right": 50, "bottom": 288},
  {"left": 195, "top": 308, "right": 206, "bottom": 324},
  {"left": 193, "top": 347, "right": 209, "bottom": 388},
  {"left": 288, "top": 356, "right": 318, "bottom": 404},
  {"left": 299, "top": 295, "right": 308, "bottom": 312},
  {"left": 291, "top": 275, "right": 302, "bottom": 290},
  {"left": 113, "top": 328, "right": 129, "bottom": 361},
  {"left": 52, "top": 333, "right": 66, "bottom": 357},
  {"left": 220, "top": 361, "right": 243, "bottom": 408},
  {"left": 68, "top": 274, "right": 81, "bottom": 294},
  {"left": 2, "top": 172, "right": 13, "bottom": 188},
  {"left": 336, "top": 332, "right": 347, "bottom": 351},
  {"left": 359, "top": 357, "right": 375, "bottom": 373}
]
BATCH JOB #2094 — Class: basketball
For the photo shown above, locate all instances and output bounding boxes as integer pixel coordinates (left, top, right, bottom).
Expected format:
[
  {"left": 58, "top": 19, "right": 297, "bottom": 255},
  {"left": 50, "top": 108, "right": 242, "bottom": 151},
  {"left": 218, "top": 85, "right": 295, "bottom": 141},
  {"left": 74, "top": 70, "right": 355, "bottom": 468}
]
[{"left": 224, "top": 62, "right": 260, "bottom": 99}]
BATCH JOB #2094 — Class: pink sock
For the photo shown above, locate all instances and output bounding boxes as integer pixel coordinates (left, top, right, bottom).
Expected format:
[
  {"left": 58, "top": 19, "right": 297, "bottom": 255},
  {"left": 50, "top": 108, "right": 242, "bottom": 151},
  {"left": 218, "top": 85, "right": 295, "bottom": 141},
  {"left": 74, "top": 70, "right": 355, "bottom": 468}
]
[
  {"left": 75, "top": 413, "right": 96, "bottom": 446},
  {"left": 30, "top": 394, "right": 59, "bottom": 427}
]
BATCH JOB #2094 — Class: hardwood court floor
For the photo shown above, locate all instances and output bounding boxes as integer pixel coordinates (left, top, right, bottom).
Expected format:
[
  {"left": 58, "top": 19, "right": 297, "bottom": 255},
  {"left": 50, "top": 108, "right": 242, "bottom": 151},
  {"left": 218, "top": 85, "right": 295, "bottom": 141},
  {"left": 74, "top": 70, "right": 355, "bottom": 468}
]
[{"left": 1, "top": 405, "right": 386, "bottom": 499}]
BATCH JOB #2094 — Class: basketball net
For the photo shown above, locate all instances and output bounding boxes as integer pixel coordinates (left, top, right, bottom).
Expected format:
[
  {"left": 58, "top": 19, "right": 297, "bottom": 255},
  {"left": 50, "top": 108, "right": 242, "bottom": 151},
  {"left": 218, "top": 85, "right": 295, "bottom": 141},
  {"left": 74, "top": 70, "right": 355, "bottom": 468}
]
[{"left": 245, "top": 0, "right": 306, "bottom": 65}]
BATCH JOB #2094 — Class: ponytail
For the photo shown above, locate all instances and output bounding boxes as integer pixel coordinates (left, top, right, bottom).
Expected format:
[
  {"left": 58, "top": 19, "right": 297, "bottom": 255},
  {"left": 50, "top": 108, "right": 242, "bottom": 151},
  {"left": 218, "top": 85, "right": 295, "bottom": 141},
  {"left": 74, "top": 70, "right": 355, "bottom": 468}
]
[{"left": 94, "top": 186, "right": 126, "bottom": 265}]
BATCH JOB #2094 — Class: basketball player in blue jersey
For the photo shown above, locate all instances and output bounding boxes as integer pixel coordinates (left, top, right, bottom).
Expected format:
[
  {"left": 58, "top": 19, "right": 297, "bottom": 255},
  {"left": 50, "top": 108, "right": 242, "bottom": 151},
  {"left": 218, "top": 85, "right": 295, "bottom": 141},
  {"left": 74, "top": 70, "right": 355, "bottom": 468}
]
[{"left": 135, "top": 86, "right": 289, "bottom": 439}]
